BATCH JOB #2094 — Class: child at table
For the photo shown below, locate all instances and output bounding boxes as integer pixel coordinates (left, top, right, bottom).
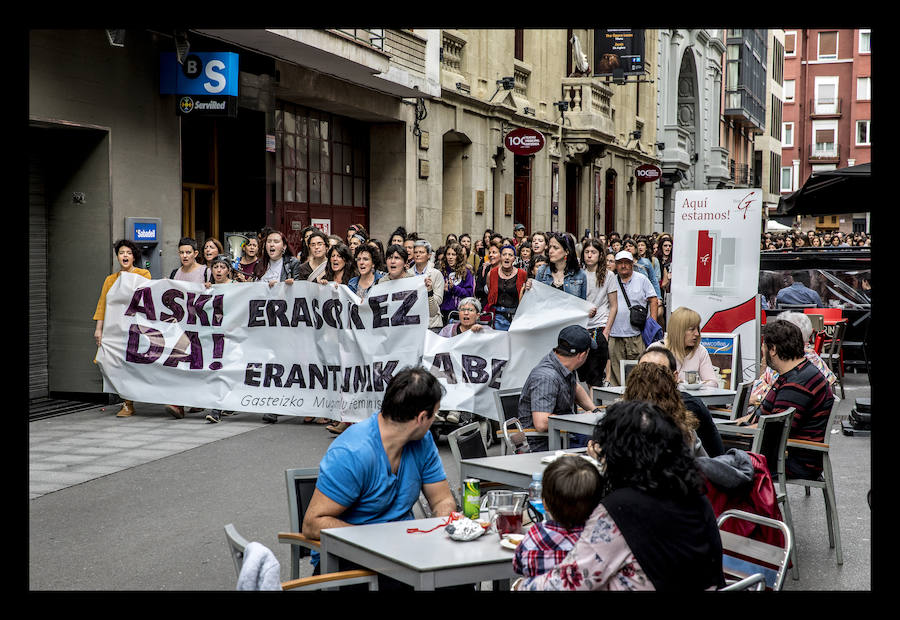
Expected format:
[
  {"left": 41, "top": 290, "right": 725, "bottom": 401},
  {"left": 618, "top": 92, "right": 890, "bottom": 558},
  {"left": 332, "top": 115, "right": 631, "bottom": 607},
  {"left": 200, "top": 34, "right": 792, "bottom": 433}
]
[{"left": 513, "top": 455, "right": 603, "bottom": 578}]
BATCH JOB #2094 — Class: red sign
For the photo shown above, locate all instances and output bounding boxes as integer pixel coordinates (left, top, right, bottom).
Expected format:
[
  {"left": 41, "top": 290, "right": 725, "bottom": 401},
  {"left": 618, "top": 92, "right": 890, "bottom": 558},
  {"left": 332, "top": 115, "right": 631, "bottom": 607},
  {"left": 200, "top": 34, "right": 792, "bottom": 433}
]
[
  {"left": 635, "top": 164, "right": 662, "bottom": 183},
  {"left": 504, "top": 128, "right": 545, "bottom": 155}
]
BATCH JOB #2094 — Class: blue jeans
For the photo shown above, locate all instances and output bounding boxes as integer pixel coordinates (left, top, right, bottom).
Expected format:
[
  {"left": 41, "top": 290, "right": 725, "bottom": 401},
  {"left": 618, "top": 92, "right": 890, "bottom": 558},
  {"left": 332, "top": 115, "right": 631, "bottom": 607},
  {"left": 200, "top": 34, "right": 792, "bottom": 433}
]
[{"left": 493, "top": 306, "right": 514, "bottom": 331}]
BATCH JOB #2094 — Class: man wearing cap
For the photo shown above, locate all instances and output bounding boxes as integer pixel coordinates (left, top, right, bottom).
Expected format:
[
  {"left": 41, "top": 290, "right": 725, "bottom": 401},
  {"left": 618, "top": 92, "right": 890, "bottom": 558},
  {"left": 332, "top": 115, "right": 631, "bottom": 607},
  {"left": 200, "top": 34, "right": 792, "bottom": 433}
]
[
  {"left": 608, "top": 249, "right": 658, "bottom": 386},
  {"left": 513, "top": 223, "right": 526, "bottom": 247},
  {"left": 517, "top": 325, "right": 603, "bottom": 452}
]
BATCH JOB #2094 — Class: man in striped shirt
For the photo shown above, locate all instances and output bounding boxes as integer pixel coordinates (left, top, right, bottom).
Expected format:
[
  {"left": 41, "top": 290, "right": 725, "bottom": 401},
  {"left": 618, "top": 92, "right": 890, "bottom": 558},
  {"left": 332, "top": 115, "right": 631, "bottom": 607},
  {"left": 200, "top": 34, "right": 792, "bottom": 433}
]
[{"left": 757, "top": 320, "right": 835, "bottom": 480}]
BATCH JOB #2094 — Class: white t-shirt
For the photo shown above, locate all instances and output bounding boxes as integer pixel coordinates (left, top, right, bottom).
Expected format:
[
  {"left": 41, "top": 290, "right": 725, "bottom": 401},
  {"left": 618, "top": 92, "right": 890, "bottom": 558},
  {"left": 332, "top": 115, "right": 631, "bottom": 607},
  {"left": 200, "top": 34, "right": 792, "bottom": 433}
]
[
  {"left": 610, "top": 271, "right": 657, "bottom": 338},
  {"left": 585, "top": 268, "right": 618, "bottom": 329},
  {"left": 262, "top": 257, "right": 283, "bottom": 283}
]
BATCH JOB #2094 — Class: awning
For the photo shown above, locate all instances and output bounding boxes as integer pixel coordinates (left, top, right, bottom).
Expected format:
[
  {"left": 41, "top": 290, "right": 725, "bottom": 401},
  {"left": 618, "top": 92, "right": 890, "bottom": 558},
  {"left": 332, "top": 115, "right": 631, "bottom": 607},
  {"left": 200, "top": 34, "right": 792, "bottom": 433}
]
[
  {"left": 766, "top": 219, "right": 792, "bottom": 231},
  {"left": 776, "top": 163, "right": 870, "bottom": 216}
]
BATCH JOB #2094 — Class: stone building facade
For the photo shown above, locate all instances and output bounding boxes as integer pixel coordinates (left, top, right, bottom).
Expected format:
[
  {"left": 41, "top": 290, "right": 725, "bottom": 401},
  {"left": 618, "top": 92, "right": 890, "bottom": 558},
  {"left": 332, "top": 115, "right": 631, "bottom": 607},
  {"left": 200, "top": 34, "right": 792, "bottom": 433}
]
[
  {"left": 423, "top": 29, "right": 660, "bottom": 243},
  {"left": 654, "top": 29, "right": 729, "bottom": 233}
]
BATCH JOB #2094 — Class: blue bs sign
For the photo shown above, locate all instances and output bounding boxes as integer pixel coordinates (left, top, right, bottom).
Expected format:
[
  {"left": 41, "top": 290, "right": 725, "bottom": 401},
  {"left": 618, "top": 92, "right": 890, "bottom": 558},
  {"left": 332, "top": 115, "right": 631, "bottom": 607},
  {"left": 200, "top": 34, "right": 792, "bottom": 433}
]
[{"left": 160, "top": 52, "right": 239, "bottom": 117}]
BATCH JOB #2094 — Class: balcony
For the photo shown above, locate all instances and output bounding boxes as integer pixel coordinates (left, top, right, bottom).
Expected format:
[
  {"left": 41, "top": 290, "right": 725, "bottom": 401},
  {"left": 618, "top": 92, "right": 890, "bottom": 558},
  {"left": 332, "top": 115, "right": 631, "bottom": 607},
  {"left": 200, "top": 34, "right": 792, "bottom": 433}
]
[
  {"left": 559, "top": 77, "right": 616, "bottom": 141},
  {"left": 724, "top": 87, "right": 765, "bottom": 132},
  {"left": 728, "top": 161, "right": 751, "bottom": 186},
  {"left": 809, "top": 97, "right": 842, "bottom": 118},
  {"left": 809, "top": 143, "right": 841, "bottom": 163}
]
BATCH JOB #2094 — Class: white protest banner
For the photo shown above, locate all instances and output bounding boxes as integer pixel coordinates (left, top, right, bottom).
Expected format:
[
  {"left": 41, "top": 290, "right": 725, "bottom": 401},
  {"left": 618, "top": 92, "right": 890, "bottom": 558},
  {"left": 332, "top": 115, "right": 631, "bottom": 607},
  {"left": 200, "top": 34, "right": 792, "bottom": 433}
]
[
  {"left": 423, "top": 329, "right": 511, "bottom": 420},
  {"left": 503, "top": 279, "right": 592, "bottom": 388},
  {"left": 95, "top": 272, "right": 428, "bottom": 421},
  {"left": 670, "top": 189, "right": 762, "bottom": 384},
  {"left": 421, "top": 280, "right": 592, "bottom": 419}
]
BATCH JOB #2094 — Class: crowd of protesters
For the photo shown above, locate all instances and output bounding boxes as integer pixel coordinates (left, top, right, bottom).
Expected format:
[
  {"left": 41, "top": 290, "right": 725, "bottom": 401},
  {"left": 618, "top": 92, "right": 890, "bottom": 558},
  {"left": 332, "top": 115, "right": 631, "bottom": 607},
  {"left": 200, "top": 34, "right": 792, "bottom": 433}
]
[{"left": 96, "top": 220, "right": 863, "bottom": 426}]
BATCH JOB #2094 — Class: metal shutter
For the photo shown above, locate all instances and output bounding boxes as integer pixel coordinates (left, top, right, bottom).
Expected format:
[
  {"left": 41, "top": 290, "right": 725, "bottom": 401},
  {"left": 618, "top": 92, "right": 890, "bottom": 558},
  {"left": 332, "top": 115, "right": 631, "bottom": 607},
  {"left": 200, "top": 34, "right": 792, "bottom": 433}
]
[{"left": 29, "top": 150, "right": 49, "bottom": 400}]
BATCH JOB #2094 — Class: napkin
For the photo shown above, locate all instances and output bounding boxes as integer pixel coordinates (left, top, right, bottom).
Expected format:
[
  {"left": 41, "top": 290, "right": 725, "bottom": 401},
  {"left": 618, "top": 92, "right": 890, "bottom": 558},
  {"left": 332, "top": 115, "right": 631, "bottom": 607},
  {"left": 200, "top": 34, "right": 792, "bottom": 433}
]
[{"left": 445, "top": 518, "right": 488, "bottom": 541}]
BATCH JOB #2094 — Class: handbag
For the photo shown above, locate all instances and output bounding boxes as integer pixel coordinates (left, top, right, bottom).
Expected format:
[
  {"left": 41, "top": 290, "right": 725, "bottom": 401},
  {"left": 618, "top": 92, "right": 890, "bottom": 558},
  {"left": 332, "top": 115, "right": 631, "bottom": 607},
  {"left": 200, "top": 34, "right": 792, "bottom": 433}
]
[{"left": 617, "top": 274, "right": 648, "bottom": 330}]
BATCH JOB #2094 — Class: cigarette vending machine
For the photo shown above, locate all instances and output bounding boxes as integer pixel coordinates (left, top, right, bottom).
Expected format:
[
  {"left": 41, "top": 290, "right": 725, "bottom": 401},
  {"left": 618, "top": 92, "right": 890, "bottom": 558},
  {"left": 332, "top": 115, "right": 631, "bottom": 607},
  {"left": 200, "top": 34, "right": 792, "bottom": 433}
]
[{"left": 125, "top": 217, "right": 162, "bottom": 279}]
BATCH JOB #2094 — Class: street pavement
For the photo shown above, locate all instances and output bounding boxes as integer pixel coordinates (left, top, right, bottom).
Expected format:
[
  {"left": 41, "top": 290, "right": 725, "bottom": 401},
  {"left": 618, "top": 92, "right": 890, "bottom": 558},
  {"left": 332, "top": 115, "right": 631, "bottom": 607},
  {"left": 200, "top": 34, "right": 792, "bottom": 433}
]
[{"left": 29, "top": 374, "right": 872, "bottom": 591}]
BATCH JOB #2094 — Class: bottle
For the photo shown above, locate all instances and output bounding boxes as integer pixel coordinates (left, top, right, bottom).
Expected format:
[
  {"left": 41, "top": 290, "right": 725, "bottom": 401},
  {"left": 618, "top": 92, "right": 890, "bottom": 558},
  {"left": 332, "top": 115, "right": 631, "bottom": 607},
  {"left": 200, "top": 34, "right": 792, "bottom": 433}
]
[{"left": 528, "top": 472, "right": 545, "bottom": 519}]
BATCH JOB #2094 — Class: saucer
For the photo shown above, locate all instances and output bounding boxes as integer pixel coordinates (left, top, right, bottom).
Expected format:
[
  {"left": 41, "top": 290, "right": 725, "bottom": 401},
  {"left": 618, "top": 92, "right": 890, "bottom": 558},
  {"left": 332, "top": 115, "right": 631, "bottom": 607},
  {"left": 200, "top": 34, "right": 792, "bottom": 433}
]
[
  {"left": 680, "top": 382, "right": 703, "bottom": 391},
  {"left": 500, "top": 534, "right": 525, "bottom": 550}
]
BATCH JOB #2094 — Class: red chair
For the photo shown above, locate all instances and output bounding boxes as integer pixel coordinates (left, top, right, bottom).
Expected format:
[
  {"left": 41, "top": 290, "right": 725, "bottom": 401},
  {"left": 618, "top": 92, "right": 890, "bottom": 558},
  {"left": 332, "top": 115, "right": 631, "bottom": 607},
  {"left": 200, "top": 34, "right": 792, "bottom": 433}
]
[
  {"left": 803, "top": 308, "right": 842, "bottom": 322},
  {"left": 805, "top": 309, "right": 844, "bottom": 372}
]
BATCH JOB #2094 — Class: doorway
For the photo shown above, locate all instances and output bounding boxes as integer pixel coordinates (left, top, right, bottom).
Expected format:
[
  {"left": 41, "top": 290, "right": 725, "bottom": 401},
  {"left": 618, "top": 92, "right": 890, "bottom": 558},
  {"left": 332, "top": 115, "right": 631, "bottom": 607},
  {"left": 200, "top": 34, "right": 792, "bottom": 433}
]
[
  {"left": 566, "top": 165, "right": 578, "bottom": 235},
  {"left": 604, "top": 169, "right": 617, "bottom": 235},
  {"left": 514, "top": 155, "right": 532, "bottom": 235},
  {"left": 180, "top": 110, "right": 266, "bottom": 246},
  {"left": 29, "top": 122, "right": 111, "bottom": 404}
]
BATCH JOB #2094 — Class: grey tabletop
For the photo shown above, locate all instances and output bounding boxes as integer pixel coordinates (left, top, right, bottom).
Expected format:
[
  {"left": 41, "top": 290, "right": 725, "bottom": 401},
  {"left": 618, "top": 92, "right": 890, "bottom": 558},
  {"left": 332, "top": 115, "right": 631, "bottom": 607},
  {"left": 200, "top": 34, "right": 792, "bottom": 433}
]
[
  {"left": 593, "top": 385, "right": 737, "bottom": 406},
  {"left": 547, "top": 411, "right": 604, "bottom": 450},
  {"left": 459, "top": 448, "right": 587, "bottom": 490},
  {"left": 319, "top": 516, "right": 519, "bottom": 590}
]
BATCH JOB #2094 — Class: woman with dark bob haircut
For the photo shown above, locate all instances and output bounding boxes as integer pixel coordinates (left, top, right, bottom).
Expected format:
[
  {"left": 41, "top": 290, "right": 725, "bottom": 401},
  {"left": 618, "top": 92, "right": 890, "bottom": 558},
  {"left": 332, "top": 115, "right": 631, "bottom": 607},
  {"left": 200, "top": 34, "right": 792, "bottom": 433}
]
[{"left": 514, "top": 400, "right": 724, "bottom": 591}]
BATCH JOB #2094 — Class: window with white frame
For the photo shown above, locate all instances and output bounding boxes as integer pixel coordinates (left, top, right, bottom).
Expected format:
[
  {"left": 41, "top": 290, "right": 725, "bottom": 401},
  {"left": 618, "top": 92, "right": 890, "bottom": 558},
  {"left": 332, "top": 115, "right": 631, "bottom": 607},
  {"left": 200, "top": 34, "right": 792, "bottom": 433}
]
[
  {"left": 812, "top": 119, "right": 838, "bottom": 157},
  {"left": 784, "top": 31, "right": 796, "bottom": 57},
  {"left": 857, "top": 77, "right": 871, "bottom": 101},
  {"left": 780, "top": 167, "right": 793, "bottom": 192},
  {"left": 814, "top": 76, "right": 839, "bottom": 114},
  {"left": 784, "top": 79, "right": 795, "bottom": 102},
  {"left": 818, "top": 31, "right": 838, "bottom": 60},
  {"left": 859, "top": 29, "right": 870, "bottom": 53},
  {"left": 782, "top": 122, "right": 794, "bottom": 147},
  {"left": 856, "top": 120, "right": 870, "bottom": 145}
]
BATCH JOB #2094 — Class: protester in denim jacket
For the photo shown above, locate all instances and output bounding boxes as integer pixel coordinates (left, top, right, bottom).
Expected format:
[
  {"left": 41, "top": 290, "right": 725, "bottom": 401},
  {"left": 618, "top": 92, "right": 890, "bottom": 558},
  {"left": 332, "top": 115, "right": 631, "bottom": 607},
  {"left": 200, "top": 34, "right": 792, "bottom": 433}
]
[{"left": 526, "top": 232, "right": 589, "bottom": 300}]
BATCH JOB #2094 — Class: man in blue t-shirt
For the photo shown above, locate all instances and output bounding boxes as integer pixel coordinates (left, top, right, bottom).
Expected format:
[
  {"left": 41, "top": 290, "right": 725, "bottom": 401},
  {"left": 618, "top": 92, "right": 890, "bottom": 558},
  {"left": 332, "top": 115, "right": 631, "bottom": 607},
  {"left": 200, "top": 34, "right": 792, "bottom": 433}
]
[{"left": 303, "top": 367, "right": 457, "bottom": 541}]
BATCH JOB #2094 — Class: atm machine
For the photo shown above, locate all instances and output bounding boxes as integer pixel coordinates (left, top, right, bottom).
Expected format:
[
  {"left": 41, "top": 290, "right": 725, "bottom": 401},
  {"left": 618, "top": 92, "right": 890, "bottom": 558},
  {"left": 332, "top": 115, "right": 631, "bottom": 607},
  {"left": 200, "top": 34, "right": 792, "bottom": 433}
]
[{"left": 125, "top": 217, "right": 163, "bottom": 279}]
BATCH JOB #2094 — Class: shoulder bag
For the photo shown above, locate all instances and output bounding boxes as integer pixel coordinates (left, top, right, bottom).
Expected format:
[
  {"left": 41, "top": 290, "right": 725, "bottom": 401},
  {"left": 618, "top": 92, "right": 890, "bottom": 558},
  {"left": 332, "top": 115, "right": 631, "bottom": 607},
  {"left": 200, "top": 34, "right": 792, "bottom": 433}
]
[{"left": 617, "top": 273, "right": 648, "bottom": 330}]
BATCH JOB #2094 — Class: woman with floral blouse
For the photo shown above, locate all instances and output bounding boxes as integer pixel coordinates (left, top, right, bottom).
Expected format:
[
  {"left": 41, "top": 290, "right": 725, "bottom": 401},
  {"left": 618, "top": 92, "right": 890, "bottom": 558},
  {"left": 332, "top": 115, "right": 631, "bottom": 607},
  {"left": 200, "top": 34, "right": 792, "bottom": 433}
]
[{"left": 513, "top": 400, "right": 724, "bottom": 591}]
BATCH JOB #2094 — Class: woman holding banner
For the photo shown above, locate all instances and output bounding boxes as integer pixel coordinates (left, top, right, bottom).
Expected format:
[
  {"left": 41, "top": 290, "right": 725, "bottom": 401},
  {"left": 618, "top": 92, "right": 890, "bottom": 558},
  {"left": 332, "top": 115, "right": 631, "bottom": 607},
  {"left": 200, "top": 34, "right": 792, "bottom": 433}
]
[
  {"left": 526, "top": 232, "right": 589, "bottom": 301},
  {"left": 201, "top": 237, "right": 225, "bottom": 270},
  {"left": 202, "top": 255, "right": 237, "bottom": 423},
  {"left": 579, "top": 239, "right": 617, "bottom": 389},
  {"left": 485, "top": 244, "right": 527, "bottom": 331},
  {"left": 254, "top": 230, "right": 302, "bottom": 424},
  {"left": 348, "top": 244, "right": 386, "bottom": 299},
  {"left": 255, "top": 230, "right": 302, "bottom": 287},
  {"left": 375, "top": 244, "right": 413, "bottom": 284},
  {"left": 318, "top": 243, "right": 356, "bottom": 286},
  {"left": 474, "top": 241, "right": 501, "bottom": 309},
  {"left": 232, "top": 236, "right": 260, "bottom": 282},
  {"left": 439, "top": 242, "right": 475, "bottom": 325},
  {"left": 94, "top": 239, "right": 152, "bottom": 418}
]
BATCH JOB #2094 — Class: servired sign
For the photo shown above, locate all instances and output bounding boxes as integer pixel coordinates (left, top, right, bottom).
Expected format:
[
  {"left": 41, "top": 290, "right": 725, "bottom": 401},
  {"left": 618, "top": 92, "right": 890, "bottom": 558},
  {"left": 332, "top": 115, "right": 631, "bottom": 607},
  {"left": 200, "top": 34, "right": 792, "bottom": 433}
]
[
  {"left": 635, "top": 164, "right": 662, "bottom": 183},
  {"left": 505, "top": 128, "right": 545, "bottom": 155}
]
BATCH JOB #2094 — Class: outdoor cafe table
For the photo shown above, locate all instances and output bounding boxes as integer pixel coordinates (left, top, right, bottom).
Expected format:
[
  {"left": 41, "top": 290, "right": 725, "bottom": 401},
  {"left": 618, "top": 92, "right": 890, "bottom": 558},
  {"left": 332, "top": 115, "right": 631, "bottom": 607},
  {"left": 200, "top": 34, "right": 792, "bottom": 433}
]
[
  {"left": 319, "top": 517, "right": 518, "bottom": 590},
  {"left": 547, "top": 411, "right": 605, "bottom": 450},
  {"left": 593, "top": 385, "right": 737, "bottom": 407},
  {"left": 459, "top": 447, "right": 587, "bottom": 491}
]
